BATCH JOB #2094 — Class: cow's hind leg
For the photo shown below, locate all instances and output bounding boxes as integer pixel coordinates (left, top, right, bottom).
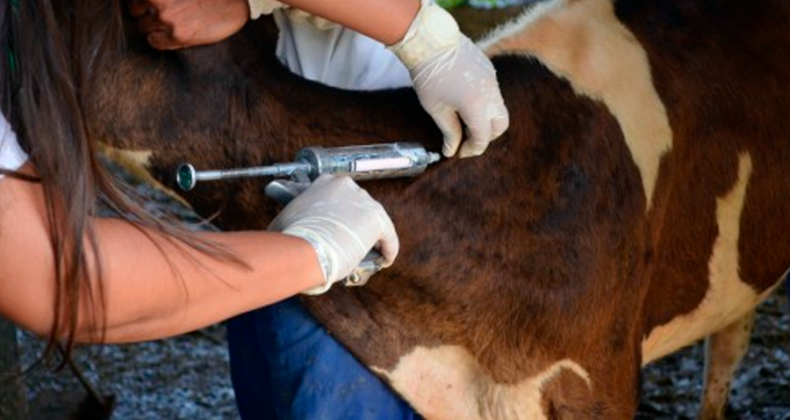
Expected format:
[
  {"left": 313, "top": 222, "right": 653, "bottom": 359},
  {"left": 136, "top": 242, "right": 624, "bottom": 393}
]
[{"left": 698, "top": 310, "right": 755, "bottom": 420}]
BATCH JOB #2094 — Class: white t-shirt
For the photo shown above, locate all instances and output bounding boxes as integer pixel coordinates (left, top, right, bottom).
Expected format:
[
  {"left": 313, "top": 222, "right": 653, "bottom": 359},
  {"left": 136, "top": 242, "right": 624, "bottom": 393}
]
[
  {"left": 273, "top": 10, "right": 411, "bottom": 90},
  {"left": 0, "top": 112, "right": 28, "bottom": 181}
]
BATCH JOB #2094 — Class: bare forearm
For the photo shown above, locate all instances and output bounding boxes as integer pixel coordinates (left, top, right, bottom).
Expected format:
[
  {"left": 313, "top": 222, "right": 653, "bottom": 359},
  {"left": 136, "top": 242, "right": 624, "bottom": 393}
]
[
  {"left": 88, "top": 219, "right": 323, "bottom": 343},
  {"left": 0, "top": 173, "right": 324, "bottom": 343},
  {"left": 279, "top": 0, "right": 419, "bottom": 45},
  {"left": 132, "top": 0, "right": 419, "bottom": 49}
]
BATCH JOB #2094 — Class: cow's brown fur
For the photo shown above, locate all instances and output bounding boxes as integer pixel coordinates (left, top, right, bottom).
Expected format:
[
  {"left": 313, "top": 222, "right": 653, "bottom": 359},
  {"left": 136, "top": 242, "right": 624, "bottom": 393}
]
[
  {"left": 89, "top": 0, "right": 790, "bottom": 418},
  {"left": 615, "top": 0, "right": 790, "bottom": 333}
]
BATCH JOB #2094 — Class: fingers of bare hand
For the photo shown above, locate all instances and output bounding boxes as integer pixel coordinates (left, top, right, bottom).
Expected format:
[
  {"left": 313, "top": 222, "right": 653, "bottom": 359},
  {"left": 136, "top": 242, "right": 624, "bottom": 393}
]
[
  {"left": 137, "top": 13, "right": 170, "bottom": 37},
  {"left": 127, "top": 0, "right": 151, "bottom": 17},
  {"left": 147, "top": 31, "right": 180, "bottom": 50}
]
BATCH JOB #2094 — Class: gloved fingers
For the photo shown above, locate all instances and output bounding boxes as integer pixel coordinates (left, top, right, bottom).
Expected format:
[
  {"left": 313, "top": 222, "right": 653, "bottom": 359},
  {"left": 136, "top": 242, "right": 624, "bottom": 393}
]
[
  {"left": 458, "top": 138, "right": 488, "bottom": 159},
  {"left": 264, "top": 179, "right": 311, "bottom": 204},
  {"left": 279, "top": 179, "right": 312, "bottom": 196},
  {"left": 456, "top": 111, "right": 492, "bottom": 159},
  {"left": 429, "top": 105, "right": 463, "bottom": 158},
  {"left": 348, "top": 179, "right": 399, "bottom": 265},
  {"left": 306, "top": 174, "right": 333, "bottom": 189},
  {"left": 375, "top": 209, "right": 400, "bottom": 268},
  {"left": 457, "top": 98, "right": 510, "bottom": 158},
  {"left": 312, "top": 173, "right": 358, "bottom": 191},
  {"left": 491, "top": 103, "right": 510, "bottom": 140},
  {"left": 268, "top": 174, "right": 399, "bottom": 289}
]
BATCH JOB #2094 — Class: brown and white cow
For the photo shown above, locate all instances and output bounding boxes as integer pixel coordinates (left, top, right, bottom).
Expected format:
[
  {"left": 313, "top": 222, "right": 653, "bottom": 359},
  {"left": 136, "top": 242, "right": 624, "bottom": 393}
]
[{"left": 89, "top": 0, "right": 790, "bottom": 418}]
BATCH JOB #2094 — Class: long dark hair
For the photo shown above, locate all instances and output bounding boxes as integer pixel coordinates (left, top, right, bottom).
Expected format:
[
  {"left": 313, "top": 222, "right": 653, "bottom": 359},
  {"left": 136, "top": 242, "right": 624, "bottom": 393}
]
[{"left": 0, "top": 0, "right": 222, "bottom": 364}]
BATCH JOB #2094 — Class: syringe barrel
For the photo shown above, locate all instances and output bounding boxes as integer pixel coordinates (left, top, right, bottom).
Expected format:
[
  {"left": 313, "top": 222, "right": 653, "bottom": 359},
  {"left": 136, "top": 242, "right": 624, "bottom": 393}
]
[{"left": 295, "top": 142, "right": 441, "bottom": 181}]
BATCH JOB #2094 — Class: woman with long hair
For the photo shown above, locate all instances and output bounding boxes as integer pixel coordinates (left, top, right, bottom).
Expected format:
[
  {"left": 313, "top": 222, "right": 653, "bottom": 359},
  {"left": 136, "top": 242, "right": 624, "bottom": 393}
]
[
  {"left": 0, "top": 0, "right": 397, "bottom": 366},
  {"left": 0, "top": 0, "right": 507, "bottom": 417}
]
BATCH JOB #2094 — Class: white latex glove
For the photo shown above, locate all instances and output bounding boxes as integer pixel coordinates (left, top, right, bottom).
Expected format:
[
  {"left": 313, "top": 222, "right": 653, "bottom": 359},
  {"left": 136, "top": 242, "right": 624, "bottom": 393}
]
[
  {"left": 247, "top": 0, "right": 285, "bottom": 19},
  {"left": 389, "top": 0, "right": 509, "bottom": 158},
  {"left": 247, "top": 0, "right": 337, "bottom": 29},
  {"left": 268, "top": 175, "right": 399, "bottom": 295}
]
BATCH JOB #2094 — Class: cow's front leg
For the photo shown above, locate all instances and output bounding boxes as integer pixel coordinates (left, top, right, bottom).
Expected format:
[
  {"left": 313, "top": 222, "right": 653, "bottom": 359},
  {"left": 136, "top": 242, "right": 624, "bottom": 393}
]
[{"left": 698, "top": 310, "right": 755, "bottom": 420}]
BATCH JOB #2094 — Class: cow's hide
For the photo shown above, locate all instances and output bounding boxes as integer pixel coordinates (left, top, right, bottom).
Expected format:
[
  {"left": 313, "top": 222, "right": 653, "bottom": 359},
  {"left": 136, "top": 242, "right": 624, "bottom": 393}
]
[{"left": 90, "top": 0, "right": 790, "bottom": 418}]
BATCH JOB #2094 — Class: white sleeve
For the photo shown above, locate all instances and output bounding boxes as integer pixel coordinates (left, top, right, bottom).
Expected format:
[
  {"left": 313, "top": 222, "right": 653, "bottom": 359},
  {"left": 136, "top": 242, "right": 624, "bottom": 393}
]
[{"left": 0, "top": 112, "right": 28, "bottom": 181}]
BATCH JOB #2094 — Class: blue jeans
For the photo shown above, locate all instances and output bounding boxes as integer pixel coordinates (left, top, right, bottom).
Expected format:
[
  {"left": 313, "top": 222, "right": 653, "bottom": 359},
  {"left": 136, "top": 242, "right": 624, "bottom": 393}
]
[
  {"left": 227, "top": 298, "right": 421, "bottom": 420},
  {"left": 786, "top": 272, "right": 790, "bottom": 311}
]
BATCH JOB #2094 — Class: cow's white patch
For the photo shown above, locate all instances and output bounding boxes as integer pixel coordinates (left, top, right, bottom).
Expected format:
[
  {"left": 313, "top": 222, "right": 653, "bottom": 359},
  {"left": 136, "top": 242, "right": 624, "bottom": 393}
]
[
  {"left": 480, "top": 0, "right": 672, "bottom": 209},
  {"left": 641, "top": 153, "right": 778, "bottom": 363},
  {"left": 97, "top": 143, "right": 192, "bottom": 207},
  {"left": 373, "top": 345, "right": 591, "bottom": 420},
  {"left": 98, "top": 143, "right": 153, "bottom": 170}
]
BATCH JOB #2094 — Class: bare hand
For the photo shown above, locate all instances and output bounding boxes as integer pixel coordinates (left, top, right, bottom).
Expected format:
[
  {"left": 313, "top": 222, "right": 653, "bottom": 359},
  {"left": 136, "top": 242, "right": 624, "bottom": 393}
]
[{"left": 127, "top": 0, "right": 251, "bottom": 50}]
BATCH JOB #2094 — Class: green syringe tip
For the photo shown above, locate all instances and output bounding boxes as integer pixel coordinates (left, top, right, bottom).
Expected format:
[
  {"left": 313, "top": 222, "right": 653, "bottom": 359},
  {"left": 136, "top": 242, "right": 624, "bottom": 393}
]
[{"left": 176, "top": 163, "right": 196, "bottom": 191}]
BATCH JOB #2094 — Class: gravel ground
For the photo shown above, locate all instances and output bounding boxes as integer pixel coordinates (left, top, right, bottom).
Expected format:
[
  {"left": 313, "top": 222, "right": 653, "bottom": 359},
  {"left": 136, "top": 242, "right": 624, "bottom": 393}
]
[
  {"left": 18, "top": 286, "right": 789, "bottom": 420},
  {"left": 637, "top": 288, "right": 790, "bottom": 420},
  {"left": 20, "top": 325, "right": 238, "bottom": 420}
]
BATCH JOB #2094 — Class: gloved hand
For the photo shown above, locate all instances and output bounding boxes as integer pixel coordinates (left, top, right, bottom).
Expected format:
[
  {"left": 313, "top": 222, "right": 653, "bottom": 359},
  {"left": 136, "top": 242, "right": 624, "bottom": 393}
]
[
  {"left": 268, "top": 175, "right": 399, "bottom": 295},
  {"left": 127, "top": 0, "right": 251, "bottom": 50},
  {"left": 389, "top": 0, "right": 509, "bottom": 158}
]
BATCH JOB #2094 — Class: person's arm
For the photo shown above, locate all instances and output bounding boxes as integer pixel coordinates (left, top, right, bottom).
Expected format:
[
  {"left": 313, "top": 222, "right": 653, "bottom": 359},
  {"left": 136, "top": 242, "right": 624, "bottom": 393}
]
[
  {"left": 0, "top": 166, "right": 396, "bottom": 343},
  {"left": 130, "top": 0, "right": 508, "bottom": 157},
  {"left": 127, "top": 0, "right": 415, "bottom": 49},
  {"left": 275, "top": 0, "right": 509, "bottom": 158},
  {"left": 0, "top": 165, "right": 322, "bottom": 343},
  {"left": 278, "top": 0, "right": 418, "bottom": 45}
]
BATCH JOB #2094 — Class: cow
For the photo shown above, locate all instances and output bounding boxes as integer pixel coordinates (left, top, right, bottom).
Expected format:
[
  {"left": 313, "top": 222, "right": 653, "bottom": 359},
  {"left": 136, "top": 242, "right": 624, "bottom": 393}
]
[{"left": 87, "top": 0, "right": 790, "bottom": 418}]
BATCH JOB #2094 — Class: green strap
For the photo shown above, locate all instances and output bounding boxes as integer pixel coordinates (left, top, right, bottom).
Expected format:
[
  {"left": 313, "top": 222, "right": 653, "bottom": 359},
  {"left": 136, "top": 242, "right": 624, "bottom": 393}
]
[
  {"left": 6, "top": 0, "right": 18, "bottom": 74},
  {"left": 7, "top": 47, "right": 14, "bottom": 74}
]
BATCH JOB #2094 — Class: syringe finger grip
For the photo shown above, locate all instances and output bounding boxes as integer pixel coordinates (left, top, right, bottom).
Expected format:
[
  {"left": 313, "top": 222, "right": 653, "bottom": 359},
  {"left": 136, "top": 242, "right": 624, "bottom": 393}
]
[{"left": 342, "top": 251, "right": 384, "bottom": 287}]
